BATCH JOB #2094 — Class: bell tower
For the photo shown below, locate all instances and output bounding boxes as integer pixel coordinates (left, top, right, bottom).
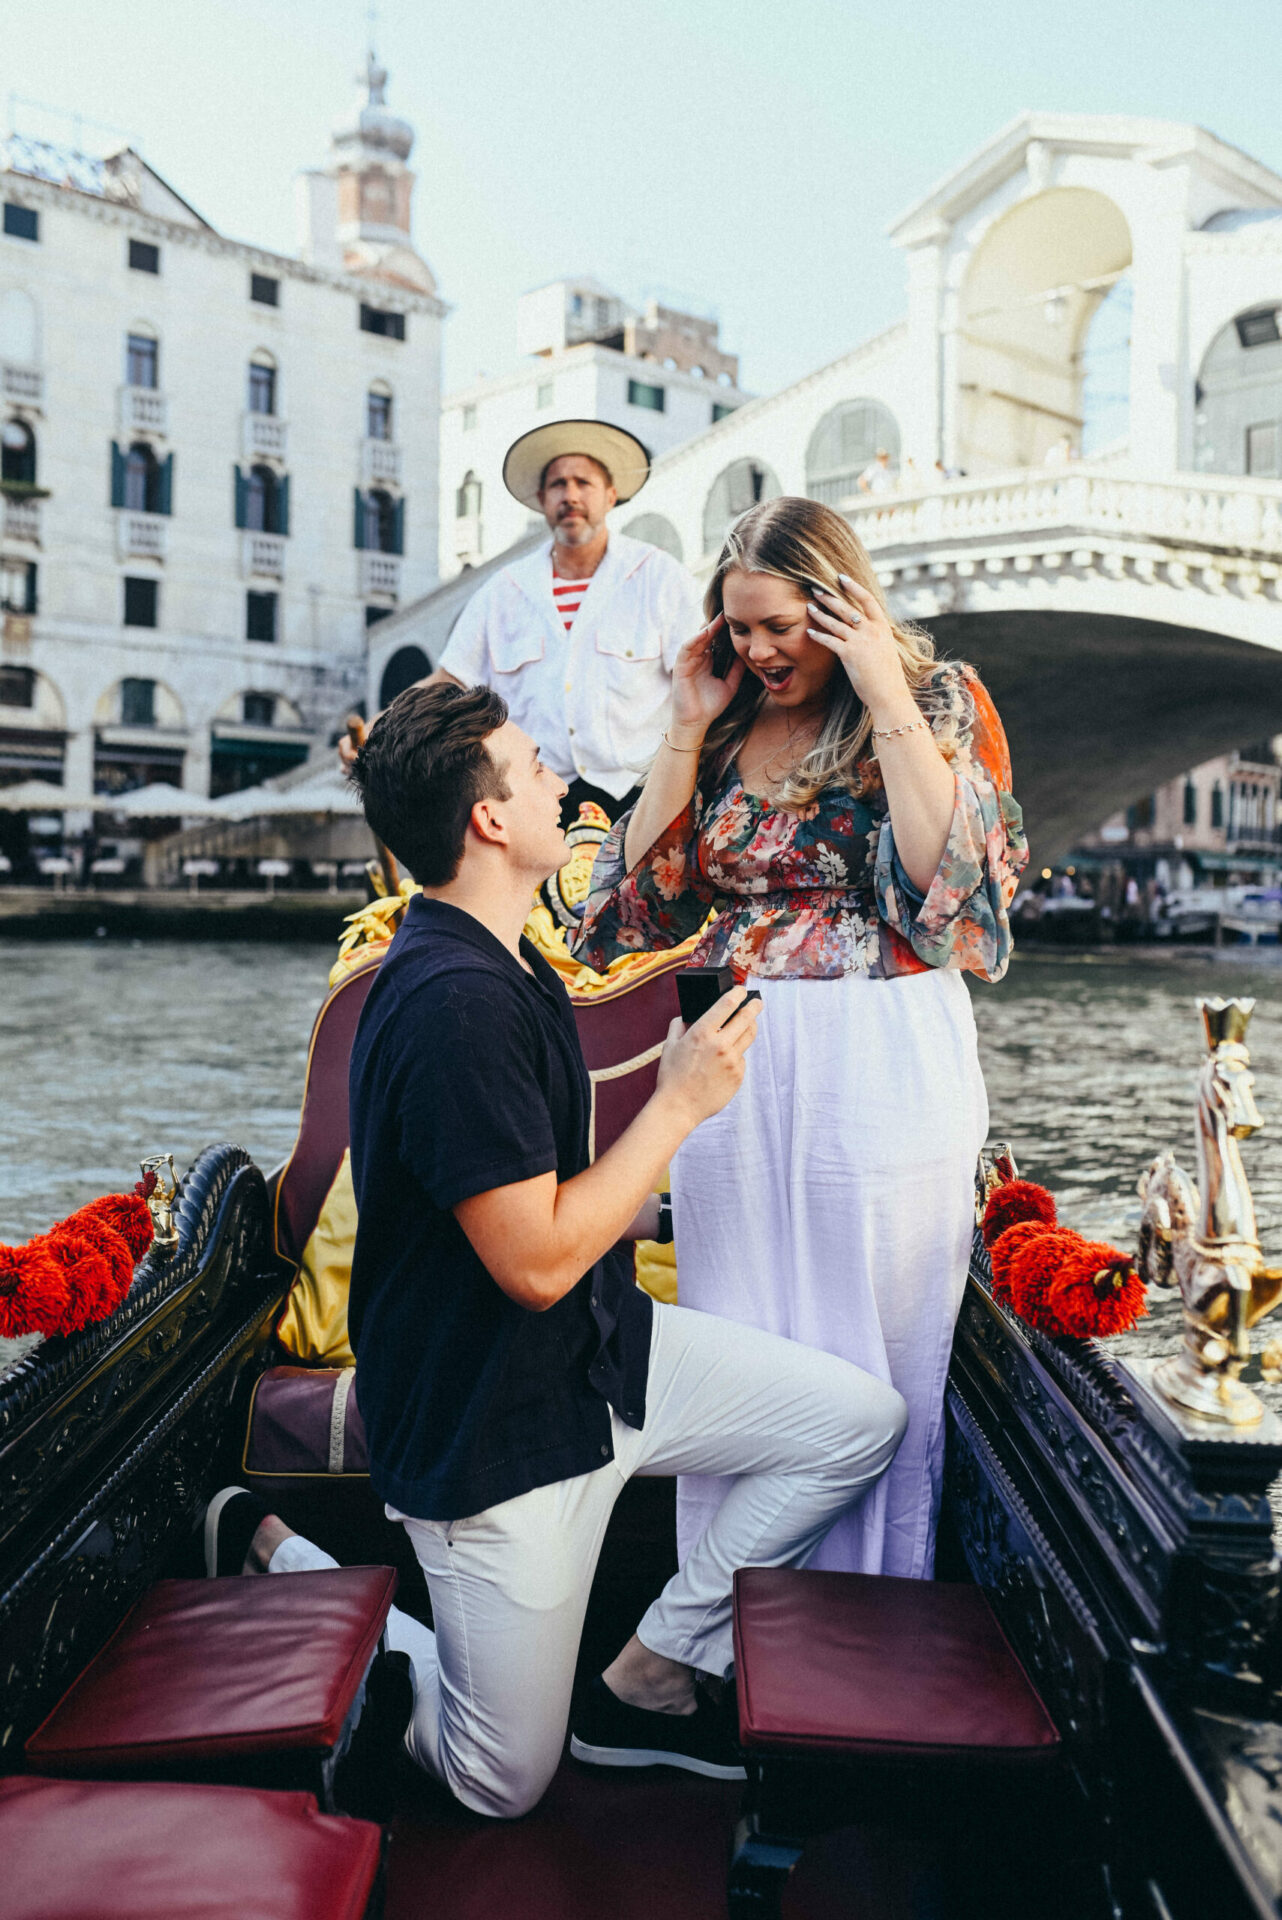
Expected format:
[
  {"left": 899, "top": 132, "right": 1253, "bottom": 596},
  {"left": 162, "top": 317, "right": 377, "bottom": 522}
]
[{"left": 297, "top": 50, "right": 435, "bottom": 293}]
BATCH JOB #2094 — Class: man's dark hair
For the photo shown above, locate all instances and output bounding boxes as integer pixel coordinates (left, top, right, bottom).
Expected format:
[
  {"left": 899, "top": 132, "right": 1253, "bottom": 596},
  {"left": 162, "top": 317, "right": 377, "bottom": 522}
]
[
  {"left": 350, "top": 681, "right": 511, "bottom": 886},
  {"left": 537, "top": 452, "right": 614, "bottom": 495}
]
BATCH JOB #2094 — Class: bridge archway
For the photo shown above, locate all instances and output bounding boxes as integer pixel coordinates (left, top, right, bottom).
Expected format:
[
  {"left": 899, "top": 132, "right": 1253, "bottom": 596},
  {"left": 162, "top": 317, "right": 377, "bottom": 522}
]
[
  {"left": 957, "top": 188, "right": 1132, "bottom": 474},
  {"left": 1194, "top": 300, "right": 1282, "bottom": 479},
  {"left": 928, "top": 608, "right": 1282, "bottom": 863}
]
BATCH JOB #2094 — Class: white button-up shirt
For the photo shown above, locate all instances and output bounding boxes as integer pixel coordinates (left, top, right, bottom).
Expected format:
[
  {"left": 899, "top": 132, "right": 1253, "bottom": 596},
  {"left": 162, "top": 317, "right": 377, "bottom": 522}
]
[{"left": 439, "top": 532, "right": 705, "bottom": 799}]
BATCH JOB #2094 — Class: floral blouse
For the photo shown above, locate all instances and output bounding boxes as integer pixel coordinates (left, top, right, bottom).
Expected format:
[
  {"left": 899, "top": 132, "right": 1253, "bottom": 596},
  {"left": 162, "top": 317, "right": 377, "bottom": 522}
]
[{"left": 573, "top": 661, "right": 1028, "bottom": 984}]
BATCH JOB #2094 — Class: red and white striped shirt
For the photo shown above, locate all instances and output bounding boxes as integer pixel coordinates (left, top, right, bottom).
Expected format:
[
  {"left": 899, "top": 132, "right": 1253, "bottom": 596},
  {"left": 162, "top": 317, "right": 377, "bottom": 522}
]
[{"left": 552, "top": 572, "right": 589, "bottom": 632}]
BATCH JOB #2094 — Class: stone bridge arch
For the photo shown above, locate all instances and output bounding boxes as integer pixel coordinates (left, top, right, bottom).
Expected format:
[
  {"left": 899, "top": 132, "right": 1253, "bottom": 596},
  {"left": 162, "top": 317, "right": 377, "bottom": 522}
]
[
  {"left": 929, "top": 607, "right": 1282, "bottom": 865},
  {"left": 956, "top": 187, "right": 1133, "bottom": 474}
]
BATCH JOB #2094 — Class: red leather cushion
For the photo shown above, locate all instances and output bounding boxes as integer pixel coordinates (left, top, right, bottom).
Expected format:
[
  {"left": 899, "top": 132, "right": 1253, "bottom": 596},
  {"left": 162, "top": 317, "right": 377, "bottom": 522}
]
[
  {"left": 0, "top": 1776, "right": 380, "bottom": 1920},
  {"left": 275, "top": 960, "right": 379, "bottom": 1266},
  {"left": 571, "top": 961, "right": 684, "bottom": 1158},
  {"left": 733, "top": 1568, "right": 1059, "bottom": 1765},
  {"left": 25, "top": 1567, "right": 397, "bottom": 1774}
]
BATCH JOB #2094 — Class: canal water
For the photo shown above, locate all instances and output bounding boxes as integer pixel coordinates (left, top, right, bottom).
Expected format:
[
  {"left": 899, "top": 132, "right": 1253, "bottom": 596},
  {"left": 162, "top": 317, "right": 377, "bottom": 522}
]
[{"left": 1, "top": 939, "right": 1281, "bottom": 1254}]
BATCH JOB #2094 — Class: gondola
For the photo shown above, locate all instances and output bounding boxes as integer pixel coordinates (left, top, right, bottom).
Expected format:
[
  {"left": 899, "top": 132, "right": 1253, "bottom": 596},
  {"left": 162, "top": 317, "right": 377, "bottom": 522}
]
[{"left": 3, "top": 878, "right": 1282, "bottom": 1919}]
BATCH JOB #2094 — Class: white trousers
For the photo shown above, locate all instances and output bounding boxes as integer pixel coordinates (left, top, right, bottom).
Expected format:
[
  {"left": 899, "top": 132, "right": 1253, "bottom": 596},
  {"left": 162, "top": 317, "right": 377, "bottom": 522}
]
[
  {"left": 271, "top": 1297, "right": 905, "bottom": 1819},
  {"left": 672, "top": 968, "right": 988, "bottom": 1580}
]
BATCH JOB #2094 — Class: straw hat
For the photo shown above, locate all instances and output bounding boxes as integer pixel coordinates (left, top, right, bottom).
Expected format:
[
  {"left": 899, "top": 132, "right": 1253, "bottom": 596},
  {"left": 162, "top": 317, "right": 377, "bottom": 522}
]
[{"left": 502, "top": 419, "right": 651, "bottom": 510}]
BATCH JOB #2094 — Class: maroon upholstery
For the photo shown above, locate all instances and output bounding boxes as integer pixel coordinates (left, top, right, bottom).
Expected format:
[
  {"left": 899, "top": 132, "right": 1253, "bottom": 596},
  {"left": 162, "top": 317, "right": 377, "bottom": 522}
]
[
  {"left": 0, "top": 1776, "right": 381, "bottom": 1920},
  {"left": 26, "top": 1567, "right": 397, "bottom": 1775},
  {"left": 275, "top": 958, "right": 380, "bottom": 1267},
  {"left": 733, "top": 1568, "right": 1059, "bottom": 1765},
  {"left": 571, "top": 958, "right": 685, "bottom": 1158}
]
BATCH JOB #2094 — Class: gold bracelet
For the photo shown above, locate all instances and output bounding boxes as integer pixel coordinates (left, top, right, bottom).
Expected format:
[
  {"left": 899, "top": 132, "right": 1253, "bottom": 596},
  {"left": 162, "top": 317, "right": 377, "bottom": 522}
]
[
  {"left": 872, "top": 718, "right": 930, "bottom": 741},
  {"left": 661, "top": 730, "right": 703, "bottom": 753}
]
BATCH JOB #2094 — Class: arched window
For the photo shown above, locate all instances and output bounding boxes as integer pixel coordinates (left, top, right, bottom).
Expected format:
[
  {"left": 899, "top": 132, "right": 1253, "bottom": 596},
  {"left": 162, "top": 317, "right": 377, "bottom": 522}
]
[
  {"left": 365, "top": 487, "right": 397, "bottom": 552},
  {"left": 1183, "top": 779, "right": 1197, "bottom": 827},
  {"left": 1211, "top": 781, "right": 1225, "bottom": 830},
  {"left": 379, "top": 645, "right": 430, "bottom": 707},
  {"left": 245, "top": 464, "right": 281, "bottom": 533},
  {"left": 125, "top": 330, "right": 159, "bottom": 389},
  {"left": 1, "top": 420, "right": 36, "bottom": 486},
  {"left": 622, "top": 511, "right": 683, "bottom": 563},
  {"left": 455, "top": 471, "right": 482, "bottom": 520},
  {"left": 1195, "top": 301, "right": 1282, "bottom": 477},
  {"left": 248, "top": 353, "right": 277, "bottom": 416},
  {"left": 805, "top": 401, "right": 901, "bottom": 504},
  {"left": 702, "top": 458, "right": 781, "bottom": 556},
  {"left": 124, "top": 441, "right": 160, "bottom": 513},
  {"left": 367, "top": 385, "right": 393, "bottom": 441}
]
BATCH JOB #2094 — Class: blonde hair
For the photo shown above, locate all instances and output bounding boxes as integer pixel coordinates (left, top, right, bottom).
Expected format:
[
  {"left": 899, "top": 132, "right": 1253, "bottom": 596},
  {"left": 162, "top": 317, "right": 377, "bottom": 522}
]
[{"left": 701, "top": 496, "right": 938, "bottom": 807}]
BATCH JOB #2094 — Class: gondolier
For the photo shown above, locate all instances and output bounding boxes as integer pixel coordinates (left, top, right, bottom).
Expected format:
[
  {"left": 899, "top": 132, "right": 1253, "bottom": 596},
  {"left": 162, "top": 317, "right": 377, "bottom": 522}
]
[{"left": 433, "top": 420, "right": 704, "bottom": 823}]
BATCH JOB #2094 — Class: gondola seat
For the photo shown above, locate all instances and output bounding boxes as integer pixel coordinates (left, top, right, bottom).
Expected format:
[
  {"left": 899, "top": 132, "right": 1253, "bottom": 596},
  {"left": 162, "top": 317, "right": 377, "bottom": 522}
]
[
  {"left": 733, "top": 1566, "right": 1059, "bottom": 1766},
  {"left": 25, "top": 1567, "right": 397, "bottom": 1798},
  {"left": 0, "top": 1776, "right": 383, "bottom": 1920},
  {"left": 728, "top": 1567, "right": 1060, "bottom": 1918}
]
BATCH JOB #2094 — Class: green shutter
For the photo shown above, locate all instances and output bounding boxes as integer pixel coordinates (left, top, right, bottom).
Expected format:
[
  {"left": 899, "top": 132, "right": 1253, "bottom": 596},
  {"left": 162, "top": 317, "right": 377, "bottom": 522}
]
[
  {"left": 234, "top": 465, "right": 248, "bottom": 530},
  {"left": 278, "top": 472, "right": 290, "bottom": 538},
  {"left": 110, "top": 441, "right": 126, "bottom": 508},
  {"left": 353, "top": 487, "right": 365, "bottom": 550},
  {"left": 391, "top": 495, "right": 405, "bottom": 556},
  {"left": 157, "top": 452, "right": 174, "bottom": 517}
]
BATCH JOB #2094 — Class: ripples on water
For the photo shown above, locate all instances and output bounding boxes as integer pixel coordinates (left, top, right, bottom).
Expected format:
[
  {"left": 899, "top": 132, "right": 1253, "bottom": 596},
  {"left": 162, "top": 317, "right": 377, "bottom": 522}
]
[
  {"left": 1, "top": 939, "right": 1280, "bottom": 1258},
  {"left": 0, "top": 940, "right": 329, "bottom": 1241}
]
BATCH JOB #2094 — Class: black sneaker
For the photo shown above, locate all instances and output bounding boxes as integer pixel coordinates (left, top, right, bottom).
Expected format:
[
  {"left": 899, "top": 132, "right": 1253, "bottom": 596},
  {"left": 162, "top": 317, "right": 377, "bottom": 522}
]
[
  {"left": 570, "top": 1675, "right": 746, "bottom": 1781},
  {"left": 203, "top": 1485, "right": 270, "bottom": 1577}
]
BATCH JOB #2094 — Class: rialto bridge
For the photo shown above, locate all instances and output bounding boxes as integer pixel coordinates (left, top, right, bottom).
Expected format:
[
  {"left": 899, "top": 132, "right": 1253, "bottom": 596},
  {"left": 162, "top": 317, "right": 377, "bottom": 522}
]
[
  {"left": 371, "top": 112, "right": 1282, "bottom": 864},
  {"left": 849, "top": 468, "right": 1282, "bottom": 861}
]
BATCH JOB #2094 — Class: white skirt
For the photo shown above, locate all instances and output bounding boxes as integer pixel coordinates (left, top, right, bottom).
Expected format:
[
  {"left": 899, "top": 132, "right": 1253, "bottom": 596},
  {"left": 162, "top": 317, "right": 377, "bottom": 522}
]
[{"left": 670, "top": 966, "right": 988, "bottom": 1579}]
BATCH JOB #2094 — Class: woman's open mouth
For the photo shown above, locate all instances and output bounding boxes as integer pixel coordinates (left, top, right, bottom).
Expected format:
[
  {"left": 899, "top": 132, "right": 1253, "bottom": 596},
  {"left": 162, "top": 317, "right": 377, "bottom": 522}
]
[{"left": 757, "top": 664, "right": 795, "bottom": 693}]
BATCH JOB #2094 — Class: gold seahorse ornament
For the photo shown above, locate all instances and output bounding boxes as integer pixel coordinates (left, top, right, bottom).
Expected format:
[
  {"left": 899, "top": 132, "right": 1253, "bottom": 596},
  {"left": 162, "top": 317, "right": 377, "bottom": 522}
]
[{"left": 1136, "top": 998, "right": 1282, "bottom": 1426}]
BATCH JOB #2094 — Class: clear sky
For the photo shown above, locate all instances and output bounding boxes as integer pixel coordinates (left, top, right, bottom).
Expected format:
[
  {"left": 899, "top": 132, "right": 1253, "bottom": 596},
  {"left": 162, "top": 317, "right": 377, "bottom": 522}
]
[{"left": 4, "top": 0, "right": 1280, "bottom": 399}]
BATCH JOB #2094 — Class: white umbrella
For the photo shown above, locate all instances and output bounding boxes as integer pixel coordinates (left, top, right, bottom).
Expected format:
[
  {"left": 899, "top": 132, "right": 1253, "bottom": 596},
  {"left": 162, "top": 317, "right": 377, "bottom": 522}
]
[
  {"left": 109, "top": 783, "right": 215, "bottom": 819},
  {"left": 211, "top": 774, "right": 363, "bottom": 820},
  {"left": 0, "top": 778, "right": 95, "bottom": 811}
]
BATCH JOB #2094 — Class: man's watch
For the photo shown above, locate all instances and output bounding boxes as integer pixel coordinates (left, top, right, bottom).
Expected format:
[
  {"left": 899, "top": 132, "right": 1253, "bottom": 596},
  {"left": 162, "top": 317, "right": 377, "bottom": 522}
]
[{"left": 655, "top": 1193, "right": 674, "bottom": 1245}]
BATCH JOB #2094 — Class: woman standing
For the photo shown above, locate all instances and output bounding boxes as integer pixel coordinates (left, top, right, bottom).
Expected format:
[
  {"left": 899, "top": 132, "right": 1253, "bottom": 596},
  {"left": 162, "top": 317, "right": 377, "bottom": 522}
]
[{"left": 574, "top": 497, "right": 1026, "bottom": 1578}]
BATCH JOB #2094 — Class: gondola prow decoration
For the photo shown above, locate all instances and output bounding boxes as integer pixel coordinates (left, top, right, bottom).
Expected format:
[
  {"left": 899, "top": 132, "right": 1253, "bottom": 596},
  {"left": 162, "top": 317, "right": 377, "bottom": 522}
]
[
  {"left": 1137, "top": 997, "right": 1282, "bottom": 1426},
  {"left": 138, "top": 1153, "right": 180, "bottom": 1254}
]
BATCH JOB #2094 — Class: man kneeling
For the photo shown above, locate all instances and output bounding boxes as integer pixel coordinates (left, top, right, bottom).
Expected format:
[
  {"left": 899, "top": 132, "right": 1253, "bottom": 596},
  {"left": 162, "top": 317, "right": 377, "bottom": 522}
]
[{"left": 208, "top": 683, "right": 906, "bottom": 1819}]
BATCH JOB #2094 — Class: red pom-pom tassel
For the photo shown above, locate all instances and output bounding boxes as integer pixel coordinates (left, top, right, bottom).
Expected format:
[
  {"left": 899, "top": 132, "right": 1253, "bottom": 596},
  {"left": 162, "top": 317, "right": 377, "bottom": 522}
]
[
  {"left": 982, "top": 1180, "right": 1057, "bottom": 1248},
  {"left": 989, "top": 1219, "right": 1051, "bottom": 1301},
  {"left": 66, "top": 1194, "right": 153, "bottom": 1265},
  {"left": 1049, "top": 1242, "right": 1148, "bottom": 1338},
  {"left": 0, "top": 1239, "right": 71, "bottom": 1339},
  {"left": 1007, "top": 1228, "right": 1088, "bottom": 1334}
]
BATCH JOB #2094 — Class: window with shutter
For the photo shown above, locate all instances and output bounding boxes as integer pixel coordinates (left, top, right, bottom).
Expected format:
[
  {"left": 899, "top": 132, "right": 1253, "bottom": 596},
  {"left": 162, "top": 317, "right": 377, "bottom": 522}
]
[
  {"left": 110, "top": 441, "right": 128, "bottom": 509},
  {"left": 234, "top": 466, "right": 249, "bottom": 530},
  {"left": 353, "top": 488, "right": 366, "bottom": 550}
]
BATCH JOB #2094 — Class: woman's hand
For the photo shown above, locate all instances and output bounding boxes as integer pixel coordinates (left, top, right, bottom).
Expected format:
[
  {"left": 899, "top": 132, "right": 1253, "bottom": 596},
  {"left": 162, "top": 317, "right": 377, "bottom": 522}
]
[
  {"left": 805, "top": 577, "right": 918, "bottom": 728},
  {"left": 668, "top": 614, "right": 746, "bottom": 741}
]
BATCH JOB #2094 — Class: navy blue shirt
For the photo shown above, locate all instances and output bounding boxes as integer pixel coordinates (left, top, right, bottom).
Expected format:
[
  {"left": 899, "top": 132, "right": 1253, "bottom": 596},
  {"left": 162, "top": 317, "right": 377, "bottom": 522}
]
[{"left": 348, "top": 896, "right": 652, "bottom": 1520}]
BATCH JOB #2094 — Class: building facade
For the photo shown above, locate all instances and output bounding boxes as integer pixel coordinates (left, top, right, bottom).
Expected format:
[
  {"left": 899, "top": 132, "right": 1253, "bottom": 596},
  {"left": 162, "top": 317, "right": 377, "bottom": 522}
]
[
  {"left": 0, "top": 54, "right": 443, "bottom": 818},
  {"left": 439, "top": 278, "right": 749, "bottom": 576}
]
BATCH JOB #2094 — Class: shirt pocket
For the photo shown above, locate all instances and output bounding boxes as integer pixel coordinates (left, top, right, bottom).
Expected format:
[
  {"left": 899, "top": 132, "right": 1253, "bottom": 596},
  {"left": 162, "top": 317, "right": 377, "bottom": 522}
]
[
  {"left": 594, "top": 619, "right": 663, "bottom": 666},
  {"left": 490, "top": 618, "right": 546, "bottom": 675}
]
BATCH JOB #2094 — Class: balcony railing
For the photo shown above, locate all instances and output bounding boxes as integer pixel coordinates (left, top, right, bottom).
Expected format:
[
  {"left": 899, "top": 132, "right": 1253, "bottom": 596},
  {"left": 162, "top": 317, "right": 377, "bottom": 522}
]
[
  {"left": 3, "top": 496, "right": 41, "bottom": 544},
  {"left": 244, "top": 414, "right": 288, "bottom": 462},
  {"left": 119, "top": 385, "right": 168, "bottom": 437},
  {"left": 360, "top": 552, "right": 401, "bottom": 598},
  {"left": 116, "top": 511, "right": 167, "bottom": 560},
  {"left": 243, "top": 532, "right": 286, "bottom": 579},
  {"left": 1, "top": 362, "right": 43, "bottom": 406},
  {"left": 360, "top": 437, "right": 401, "bottom": 486},
  {"left": 844, "top": 467, "right": 1282, "bottom": 563}
]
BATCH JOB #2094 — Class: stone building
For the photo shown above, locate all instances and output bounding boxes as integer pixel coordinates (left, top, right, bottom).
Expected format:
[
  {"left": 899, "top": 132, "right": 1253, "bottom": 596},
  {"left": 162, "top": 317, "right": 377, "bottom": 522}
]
[
  {"left": 0, "top": 53, "right": 443, "bottom": 819},
  {"left": 439, "top": 278, "right": 749, "bottom": 575},
  {"left": 1081, "top": 746, "right": 1282, "bottom": 886}
]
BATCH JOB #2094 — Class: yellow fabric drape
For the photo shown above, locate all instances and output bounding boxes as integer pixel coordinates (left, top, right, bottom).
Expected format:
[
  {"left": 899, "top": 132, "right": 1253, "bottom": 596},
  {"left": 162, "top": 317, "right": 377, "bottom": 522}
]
[{"left": 276, "top": 1149, "right": 358, "bottom": 1366}]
